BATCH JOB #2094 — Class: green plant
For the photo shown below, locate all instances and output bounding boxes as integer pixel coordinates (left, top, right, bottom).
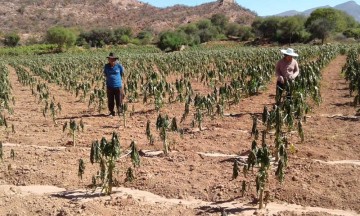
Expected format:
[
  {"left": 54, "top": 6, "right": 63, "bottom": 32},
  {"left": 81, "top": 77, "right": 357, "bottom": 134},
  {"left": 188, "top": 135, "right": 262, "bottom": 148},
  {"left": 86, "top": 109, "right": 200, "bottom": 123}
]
[
  {"left": 130, "top": 141, "right": 140, "bottom": 167},
  {"left": 46, "top": 26, "right": 76, "bottom": 51},
  {"left": 255, "top": 139, "right": 271, "bottom": 209},
  {"left": 4, "top": 32, "right": 20, "bottom": 47},
  {"left": 90, "top": 133, "right": 141, "bottom": 194},
  {"left": 232, "top": 160, "right": 239, "bottom": 179},
  {"left": 170, "top": 117, "right": 178, "bottom": 132},
  {"left": 241, "top": 180, "right": 247, "bottom": 197},
  {"left": 49, "top": 100, "right": 62, "bottom": 124},
  {"left": 10, "top": 149, "right": 15, "bottom": 160},
  {"left": 63, "top": 119, "right": 84, "bottom": 146},
  {"left": 145, "top": 120, "right": 154, "bottom": 145},
  {"left": 157, "top": 114, "right": 170, "bottom": 155},
  {"left": 194, "top": 109, "right": 203, "bottom": 130},
  {"left": 90, "top": 132, "right": 121, "bottom": 195},
  {"left": 120, "top": 103, "right": 128, "bottom": 127},
  {"left": 125, "top": 167, "right": 135, "bottom": 182},
  {"left": 251, "top": 116, "right": 259, "bottom": 140},
  {"left": 78, "top": 159, "right": 85, "bottom": 180},
  {"left": 0, "top": 142, "right": 3, "bottom": 161},
  {"left": 154, "top": 89, "right": 164, "bottom": 112},
  {"left": 342, "top": 48, "right": 360, "bottom": 110}
]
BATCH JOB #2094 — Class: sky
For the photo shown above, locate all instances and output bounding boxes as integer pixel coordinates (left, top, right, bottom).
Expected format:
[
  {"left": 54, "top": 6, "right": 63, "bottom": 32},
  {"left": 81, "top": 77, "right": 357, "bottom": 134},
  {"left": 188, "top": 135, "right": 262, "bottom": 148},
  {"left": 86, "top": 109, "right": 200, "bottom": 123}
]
[{"left": 142, "top": 0, "right": 360, "bottom": 16}]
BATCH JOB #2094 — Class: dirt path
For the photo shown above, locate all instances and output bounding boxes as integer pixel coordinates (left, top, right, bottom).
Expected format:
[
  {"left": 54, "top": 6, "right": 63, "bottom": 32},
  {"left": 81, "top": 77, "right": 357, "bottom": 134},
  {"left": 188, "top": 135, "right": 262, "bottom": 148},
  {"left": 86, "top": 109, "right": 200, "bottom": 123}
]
[
  {"left": 1, "top": 184, "right": 358, "bottom": 216},
  {"left": 298, "top": 55, "right": 360, "bottom": 160}
]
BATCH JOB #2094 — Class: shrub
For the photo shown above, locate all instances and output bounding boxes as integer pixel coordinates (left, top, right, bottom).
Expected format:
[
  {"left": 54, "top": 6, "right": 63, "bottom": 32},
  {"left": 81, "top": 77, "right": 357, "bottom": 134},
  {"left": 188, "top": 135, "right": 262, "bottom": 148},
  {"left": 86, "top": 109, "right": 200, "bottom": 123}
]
[
  {"left": 158, "top": 31, "right": 187, "bottom": 51},
  {"left": 46, "top": 26, "right": 76, "bottom": 51},
  {"left": 4, "top": 33, "right": 20, "bottom": 47}
]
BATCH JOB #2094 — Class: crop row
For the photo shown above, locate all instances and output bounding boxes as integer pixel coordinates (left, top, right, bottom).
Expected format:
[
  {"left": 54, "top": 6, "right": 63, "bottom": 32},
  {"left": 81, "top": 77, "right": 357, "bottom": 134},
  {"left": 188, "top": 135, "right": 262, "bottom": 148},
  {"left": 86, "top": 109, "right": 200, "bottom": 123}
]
[{"left": 342, "top": 47, "right": 360, "bottom": 111}]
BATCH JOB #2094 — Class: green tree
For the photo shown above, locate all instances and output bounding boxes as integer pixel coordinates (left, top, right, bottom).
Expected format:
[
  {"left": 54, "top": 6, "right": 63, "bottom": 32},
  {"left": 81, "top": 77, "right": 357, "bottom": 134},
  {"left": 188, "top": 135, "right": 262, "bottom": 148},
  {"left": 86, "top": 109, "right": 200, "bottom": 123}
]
[
  {"left": 277, "top": 16, "right": 307, "bottom": 44},
  {"left": 197, "top": 19, "right": 213, "bottom": 30},
  {"left": 158, "top": 31, "right": 186, "bottom": 51},
  {"left": 226, "top": 23, "right": 253, "bottom": 41},
  {"left": 196, "top": 19, "right": 219, "bottom": 43},
  {"left": 305, "top": 8, "right": 357, "bottom": 33},
  {"left": 137, "top": 30, "right": 153, "bottom": 45},
  {"left": 211, "top": 13, "right": 229, "bottom": 32},
  {"left": 46, "top": 26, "right": 76, "bottom": 51},
  {"left": 307, "top": 18, "right": 334, "bottom": 44},
  {"left": 4, "top": 33, "right": 20, "bottom": 47},
  {"left": 182, "top": 23, "right": 198, "bottom": 35},
  {"left": 198, "top": 27, "right": 218, "bottom": 43},
  {"left": 253, "top": 17, "right": 282, "bottom": 40},
  {"left": 179, "top": 23, "right": 201, "bottom": 46},
  {"left": 343, "top": 28, "right": 360, "bottom": 39},
  {"left": 114, "top": 27, "right": 133, "bottom": 44},
  {"left": 238, "top": 26, "right": 254, "bottom": 41},
  {"left": 78, "top": 28, "right": 114, "bottom": 47},
  {"left": 251, "top": 18, "right": 264, "bottom": 37},
  {"left": 226, "top": 23, "right": 241, "bottom": 37}
]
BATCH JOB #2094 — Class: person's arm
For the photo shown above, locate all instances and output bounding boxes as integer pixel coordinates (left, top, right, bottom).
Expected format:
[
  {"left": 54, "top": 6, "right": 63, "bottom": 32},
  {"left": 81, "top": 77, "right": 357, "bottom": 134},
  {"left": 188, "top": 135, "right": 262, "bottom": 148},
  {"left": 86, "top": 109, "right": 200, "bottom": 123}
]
[
  {"left": 275, "top": 61, "right": 281, "bottom": 77},
  {"left": 120, "top": 64, "right": 124, "bottom": 78},
  {"left": 103, "top": 65, "right": 107, "bottom": 77},
  {"left": 276, "top": 60, "right": 284, "bottom": 83},
  {"left": 290, "top": 60, "right": 299, "bottom": 79}
]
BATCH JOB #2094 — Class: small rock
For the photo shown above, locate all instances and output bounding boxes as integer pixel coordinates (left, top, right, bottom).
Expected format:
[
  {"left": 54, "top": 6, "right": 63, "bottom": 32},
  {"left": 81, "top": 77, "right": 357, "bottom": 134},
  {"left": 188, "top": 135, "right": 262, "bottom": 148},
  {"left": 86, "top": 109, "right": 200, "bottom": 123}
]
[
  {"left": 292, "top": 176, "right": 297, "bottom": 181},
  {"left": 216, "top": 185, "right": 224, "bottom": 189}
]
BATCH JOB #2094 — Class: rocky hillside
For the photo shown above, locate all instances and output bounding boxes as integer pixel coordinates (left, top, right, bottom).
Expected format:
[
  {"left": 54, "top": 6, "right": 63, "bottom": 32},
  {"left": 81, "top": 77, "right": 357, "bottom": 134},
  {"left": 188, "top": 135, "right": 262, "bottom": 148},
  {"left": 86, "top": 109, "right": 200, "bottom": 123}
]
[{"left": 0, "top": 0, "right": 256, "bottom": 34}]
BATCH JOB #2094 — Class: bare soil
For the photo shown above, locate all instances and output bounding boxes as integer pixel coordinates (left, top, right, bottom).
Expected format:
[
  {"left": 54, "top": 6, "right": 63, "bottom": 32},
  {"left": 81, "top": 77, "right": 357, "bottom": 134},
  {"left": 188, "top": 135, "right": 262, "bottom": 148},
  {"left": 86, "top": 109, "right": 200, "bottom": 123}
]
[{"left": 1, "top": 55, "right": 360, "bottom": 216}]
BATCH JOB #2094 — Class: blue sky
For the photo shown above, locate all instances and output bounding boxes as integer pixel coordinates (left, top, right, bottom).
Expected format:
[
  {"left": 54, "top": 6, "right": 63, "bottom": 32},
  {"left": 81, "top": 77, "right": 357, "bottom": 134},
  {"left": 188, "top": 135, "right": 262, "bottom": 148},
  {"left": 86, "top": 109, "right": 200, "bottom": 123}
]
[{"left": 142, "top": 0, "right": 360, "bottom": 16}]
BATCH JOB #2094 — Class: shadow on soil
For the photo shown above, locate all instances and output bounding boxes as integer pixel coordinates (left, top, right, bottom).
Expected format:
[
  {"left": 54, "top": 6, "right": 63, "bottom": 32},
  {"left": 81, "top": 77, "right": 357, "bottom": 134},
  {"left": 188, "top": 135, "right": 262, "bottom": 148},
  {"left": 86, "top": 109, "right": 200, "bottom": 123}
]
[
  {"left": 224, "top": 112, "right": 262, "bottom": 118},
  {"left": 332, "top": 102, "right": 353, "bottom": 107},
  {"left": 52, "top": 190, "right": 102, "bottom": 200},
  {"left": 132, "top": 108, "right": 156, "bottom": 115},
  {"left": 332, "top": 116, "right": 360, "bottom": 122},
  {"left": 195, "top": 196, "right": 257, "bottom": 215},
  {"left": 56, "top": 113, "right": 109, "bottom": 120},
  {"left": 196, "top": 205, "right": 256, "bottom": 215}
]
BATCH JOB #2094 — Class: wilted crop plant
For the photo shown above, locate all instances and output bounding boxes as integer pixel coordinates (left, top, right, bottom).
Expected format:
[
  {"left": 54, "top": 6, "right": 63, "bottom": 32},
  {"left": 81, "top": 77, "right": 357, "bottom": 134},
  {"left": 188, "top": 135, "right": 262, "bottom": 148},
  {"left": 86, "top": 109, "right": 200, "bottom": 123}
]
[{"left": 63, "top": 119, "right": 84, "bottom": 146}]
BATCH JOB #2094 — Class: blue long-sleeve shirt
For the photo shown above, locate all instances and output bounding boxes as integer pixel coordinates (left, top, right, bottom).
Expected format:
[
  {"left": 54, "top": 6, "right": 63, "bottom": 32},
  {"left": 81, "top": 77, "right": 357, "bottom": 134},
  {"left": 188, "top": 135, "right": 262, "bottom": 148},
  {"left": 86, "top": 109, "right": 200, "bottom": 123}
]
[{"left": 104, "top": 63, "right": 124, "bottom": 88}]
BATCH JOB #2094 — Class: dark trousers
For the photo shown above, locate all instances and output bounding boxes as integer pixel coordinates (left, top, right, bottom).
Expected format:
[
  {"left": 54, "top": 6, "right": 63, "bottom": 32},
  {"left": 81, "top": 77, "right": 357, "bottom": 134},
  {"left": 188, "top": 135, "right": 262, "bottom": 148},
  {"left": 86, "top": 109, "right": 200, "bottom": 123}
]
[{"left": 107, "top": 87, "right": 123, "bottom": 113}]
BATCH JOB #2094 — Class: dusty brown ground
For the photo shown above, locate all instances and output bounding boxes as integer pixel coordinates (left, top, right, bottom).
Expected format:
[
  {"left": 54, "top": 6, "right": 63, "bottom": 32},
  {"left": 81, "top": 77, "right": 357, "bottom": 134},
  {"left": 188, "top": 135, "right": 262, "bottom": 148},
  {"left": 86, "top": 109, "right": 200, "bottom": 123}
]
[{"left": 0, "top": 55, "right": 359, "bottom": 216}]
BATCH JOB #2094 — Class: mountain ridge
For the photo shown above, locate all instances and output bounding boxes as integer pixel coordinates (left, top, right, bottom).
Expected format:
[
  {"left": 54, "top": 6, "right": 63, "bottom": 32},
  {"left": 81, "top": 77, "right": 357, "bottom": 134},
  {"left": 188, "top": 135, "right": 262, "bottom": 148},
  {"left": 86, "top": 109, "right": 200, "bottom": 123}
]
[
  {"left": 273, "top": 1, "right": 360, "bottom": 22},
  {"left": 0, "top": 0, "right": 256, "bottom": 35}
]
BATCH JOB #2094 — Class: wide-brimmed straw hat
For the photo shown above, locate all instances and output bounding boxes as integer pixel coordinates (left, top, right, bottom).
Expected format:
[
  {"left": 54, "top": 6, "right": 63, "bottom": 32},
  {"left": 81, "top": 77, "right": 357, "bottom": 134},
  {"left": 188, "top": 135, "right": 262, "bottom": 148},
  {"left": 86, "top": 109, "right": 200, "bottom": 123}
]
[
  {"left": 280, "top": 48, "right": 298, "bottom": 57},
  {"left": 107, "top": 52, "right": 119, "bottom": 59}
]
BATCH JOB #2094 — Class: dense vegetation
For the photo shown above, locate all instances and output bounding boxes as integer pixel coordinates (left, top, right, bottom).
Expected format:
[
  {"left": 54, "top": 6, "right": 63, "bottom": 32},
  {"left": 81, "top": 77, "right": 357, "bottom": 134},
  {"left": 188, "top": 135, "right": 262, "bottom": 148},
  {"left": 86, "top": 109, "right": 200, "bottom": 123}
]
[{"left": 1, "top": 8, "right": 359, "bottom": 52}]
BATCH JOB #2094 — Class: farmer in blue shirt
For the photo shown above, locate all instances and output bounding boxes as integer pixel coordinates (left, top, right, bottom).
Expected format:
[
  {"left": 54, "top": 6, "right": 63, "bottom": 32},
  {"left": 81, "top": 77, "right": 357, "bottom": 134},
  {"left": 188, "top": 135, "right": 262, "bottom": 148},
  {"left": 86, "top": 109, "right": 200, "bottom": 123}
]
[{"left": 104, "top": 52, "right": 124, "bottom": 116}]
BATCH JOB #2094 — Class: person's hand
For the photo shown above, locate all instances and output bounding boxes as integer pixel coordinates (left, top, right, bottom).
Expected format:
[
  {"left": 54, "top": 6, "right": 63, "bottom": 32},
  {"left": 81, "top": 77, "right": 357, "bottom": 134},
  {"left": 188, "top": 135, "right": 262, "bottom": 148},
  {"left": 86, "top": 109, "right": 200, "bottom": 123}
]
[
  {"left": 289, "top": 74, "right": 296, "bottom": 80},
  {"left": 278, "top": 76, "right": 284, "bottom": 84}
]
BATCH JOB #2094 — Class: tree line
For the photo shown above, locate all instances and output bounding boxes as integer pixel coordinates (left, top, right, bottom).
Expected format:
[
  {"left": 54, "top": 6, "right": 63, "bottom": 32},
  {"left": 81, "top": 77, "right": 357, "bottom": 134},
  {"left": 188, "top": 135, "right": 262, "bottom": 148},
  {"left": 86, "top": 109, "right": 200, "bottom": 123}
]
[{"left": 1, "top": 8, "right": 359, "bottom": 51}]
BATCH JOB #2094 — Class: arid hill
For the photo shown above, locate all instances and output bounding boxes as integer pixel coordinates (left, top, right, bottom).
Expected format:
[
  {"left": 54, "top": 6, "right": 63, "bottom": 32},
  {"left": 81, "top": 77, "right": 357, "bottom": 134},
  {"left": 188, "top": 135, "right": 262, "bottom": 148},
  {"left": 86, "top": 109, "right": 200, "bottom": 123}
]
[{"left": 0, "top": 0, "right": 256, "bottom": 34}]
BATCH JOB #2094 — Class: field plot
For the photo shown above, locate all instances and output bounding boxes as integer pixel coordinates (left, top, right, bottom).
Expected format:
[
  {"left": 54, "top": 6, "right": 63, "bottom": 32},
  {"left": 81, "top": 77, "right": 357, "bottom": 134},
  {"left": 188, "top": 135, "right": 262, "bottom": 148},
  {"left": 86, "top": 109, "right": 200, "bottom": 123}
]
[{"left": 1, "top": 45, "right": 360, "bottom": 216}]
